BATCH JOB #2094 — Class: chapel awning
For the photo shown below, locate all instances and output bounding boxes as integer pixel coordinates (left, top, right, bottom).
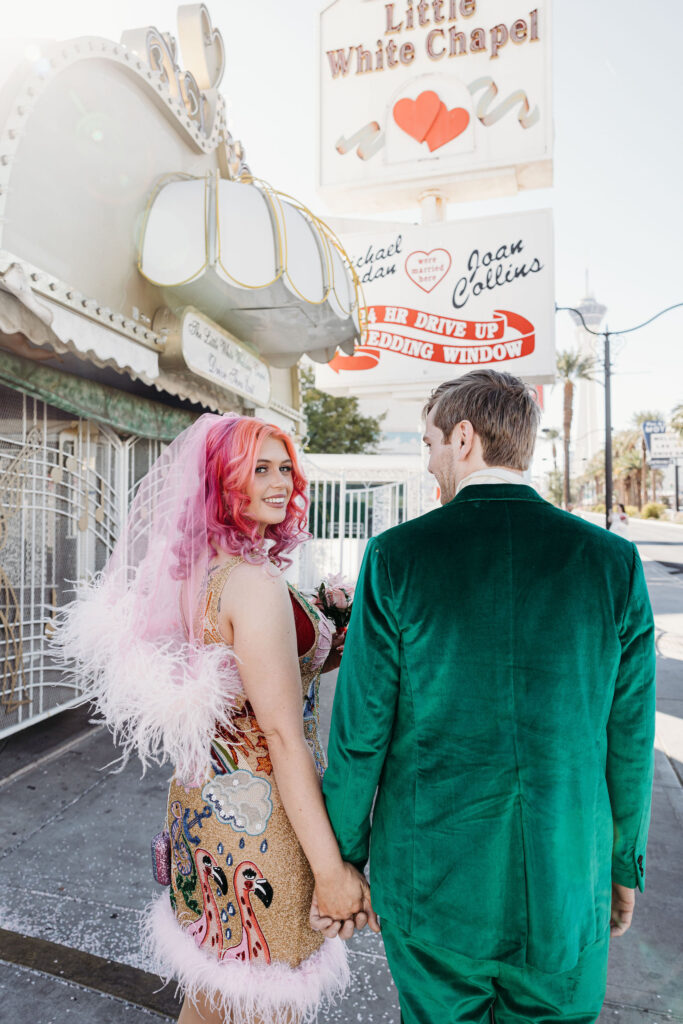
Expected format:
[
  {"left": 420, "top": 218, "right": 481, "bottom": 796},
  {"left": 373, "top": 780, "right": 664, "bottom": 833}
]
[
  {"left": 138, "top": 176, "right": 360, "bottom": 368},
  {"left": 0, "top": 263, "right": 159, "bottom": 383}
]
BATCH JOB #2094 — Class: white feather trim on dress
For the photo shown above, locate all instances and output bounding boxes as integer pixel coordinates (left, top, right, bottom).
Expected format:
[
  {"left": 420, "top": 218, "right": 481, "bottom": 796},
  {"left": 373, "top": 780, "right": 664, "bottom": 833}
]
[
  {"left": 52, "top": 574, "right": 243, "bottom": 785},
  {"left": 143, "top": 893, "right": 350, "bottom": 1023}
]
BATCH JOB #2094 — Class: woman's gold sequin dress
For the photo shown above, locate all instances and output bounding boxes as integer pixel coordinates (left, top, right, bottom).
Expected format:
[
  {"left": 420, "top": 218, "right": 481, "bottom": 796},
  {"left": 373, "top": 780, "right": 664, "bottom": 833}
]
[{"left": 146, "top": 558, "right": 349, "bottom": 1021}]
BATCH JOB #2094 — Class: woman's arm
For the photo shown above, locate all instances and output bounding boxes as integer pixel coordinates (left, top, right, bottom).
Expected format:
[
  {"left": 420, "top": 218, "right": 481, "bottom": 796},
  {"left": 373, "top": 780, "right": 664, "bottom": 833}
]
[{"left": 221, "top": 562, "right": 368, "bottom": 922}]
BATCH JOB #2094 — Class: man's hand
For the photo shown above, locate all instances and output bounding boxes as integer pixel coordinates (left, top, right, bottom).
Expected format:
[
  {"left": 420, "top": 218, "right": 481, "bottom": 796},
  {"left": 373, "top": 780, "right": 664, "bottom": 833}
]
[
  {"left": 610, "top": 882, "right": 636, "bottom": 936},
  {"left": 357, "top": 888, "right": 381, "bottom": 933}
]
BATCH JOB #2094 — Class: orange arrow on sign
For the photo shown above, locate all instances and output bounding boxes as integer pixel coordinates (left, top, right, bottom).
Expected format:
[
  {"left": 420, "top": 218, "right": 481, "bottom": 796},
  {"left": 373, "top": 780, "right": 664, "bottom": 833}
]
[{"left": 328, "top": 349, "right": 381, "bottom": 373}]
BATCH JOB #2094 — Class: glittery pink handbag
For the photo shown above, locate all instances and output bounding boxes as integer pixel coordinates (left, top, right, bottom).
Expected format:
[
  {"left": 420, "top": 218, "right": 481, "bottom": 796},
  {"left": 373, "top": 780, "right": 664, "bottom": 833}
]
[{"left": 151, "top": 829, "right": 171, "bottom": 886}]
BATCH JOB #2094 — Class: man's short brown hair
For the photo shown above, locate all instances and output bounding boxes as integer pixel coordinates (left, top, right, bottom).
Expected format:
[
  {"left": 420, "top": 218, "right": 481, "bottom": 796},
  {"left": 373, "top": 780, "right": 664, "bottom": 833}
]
[{"left": 423, "top": 369, "right": 541, "bottom": 470}]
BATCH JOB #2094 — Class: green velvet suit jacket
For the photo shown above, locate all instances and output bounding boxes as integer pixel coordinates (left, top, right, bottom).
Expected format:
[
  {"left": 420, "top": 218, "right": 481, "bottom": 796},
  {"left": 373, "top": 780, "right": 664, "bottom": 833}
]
[{"left": 323, "top": 485, "right": 656, "bottom": 973}]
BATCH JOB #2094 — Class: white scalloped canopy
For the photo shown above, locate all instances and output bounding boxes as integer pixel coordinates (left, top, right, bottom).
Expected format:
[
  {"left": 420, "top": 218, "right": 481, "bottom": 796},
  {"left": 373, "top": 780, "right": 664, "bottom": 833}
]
[{"left": 139, "top": 177, "right": 359, "bottom": 367}]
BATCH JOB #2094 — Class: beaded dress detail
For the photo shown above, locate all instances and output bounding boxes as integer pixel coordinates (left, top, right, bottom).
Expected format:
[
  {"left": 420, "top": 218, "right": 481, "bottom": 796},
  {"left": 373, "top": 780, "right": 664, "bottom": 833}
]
[{"left": 145, "top": 558, "right": 348, "bottom": 1022}]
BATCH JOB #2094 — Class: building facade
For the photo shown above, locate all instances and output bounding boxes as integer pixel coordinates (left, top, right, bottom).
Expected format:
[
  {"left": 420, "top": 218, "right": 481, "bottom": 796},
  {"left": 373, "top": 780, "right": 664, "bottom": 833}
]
[{"left": 0, "top": 5, "right": 359, "bottom": 736}]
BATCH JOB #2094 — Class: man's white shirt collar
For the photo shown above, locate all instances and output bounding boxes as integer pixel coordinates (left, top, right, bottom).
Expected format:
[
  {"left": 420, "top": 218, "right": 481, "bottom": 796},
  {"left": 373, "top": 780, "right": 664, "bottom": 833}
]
[{"left": 456, "top": 467, "right": 528, "bottom": 496}]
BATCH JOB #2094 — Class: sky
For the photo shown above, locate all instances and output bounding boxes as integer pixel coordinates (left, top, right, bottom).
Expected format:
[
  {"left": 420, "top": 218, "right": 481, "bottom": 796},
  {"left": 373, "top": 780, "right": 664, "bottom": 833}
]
[{"left": 2, "top": 0, "right": 682, "bottom": 433}]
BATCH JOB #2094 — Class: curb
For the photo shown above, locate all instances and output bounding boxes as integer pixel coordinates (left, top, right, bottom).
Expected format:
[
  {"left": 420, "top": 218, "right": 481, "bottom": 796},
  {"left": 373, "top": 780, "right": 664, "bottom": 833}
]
[{"left": 0, "top": 928, "right": 180, "bottom": 1018}]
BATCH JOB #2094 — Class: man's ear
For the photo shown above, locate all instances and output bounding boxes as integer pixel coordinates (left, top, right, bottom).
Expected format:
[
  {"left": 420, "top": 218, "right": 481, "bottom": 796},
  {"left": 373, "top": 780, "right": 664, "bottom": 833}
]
[{"left": 455, "top": 421, "right": 475, "bottom": 459}]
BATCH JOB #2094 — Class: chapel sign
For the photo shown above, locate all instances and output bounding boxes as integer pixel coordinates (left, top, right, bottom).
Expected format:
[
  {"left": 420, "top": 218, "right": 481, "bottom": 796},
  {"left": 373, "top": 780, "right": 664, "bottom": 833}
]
[
  {"left": 318, "top": 0, "right": 552, "bottom": 210},
  {"left": 315, "top": 208, "right": 555, "bottom": 394},
  {"left": 161, "top": 307, "right": 271, "bottom": 406}
]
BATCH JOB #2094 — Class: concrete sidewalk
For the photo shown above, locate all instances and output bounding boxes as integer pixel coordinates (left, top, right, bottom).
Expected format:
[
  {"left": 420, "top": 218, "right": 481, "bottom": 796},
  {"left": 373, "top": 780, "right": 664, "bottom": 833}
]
[{"left": 0, "top": 559, "right": 681, "bottom": 1023}]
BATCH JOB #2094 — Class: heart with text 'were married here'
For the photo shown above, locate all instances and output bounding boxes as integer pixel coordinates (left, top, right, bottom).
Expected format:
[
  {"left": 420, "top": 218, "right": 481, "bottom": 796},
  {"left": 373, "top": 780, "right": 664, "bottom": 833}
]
[
  {"left": 405, "top": 249, "right": 452, "bottom": 293},
  {"left": 392, "top": 90, "right": 470, "bottom": 152}
]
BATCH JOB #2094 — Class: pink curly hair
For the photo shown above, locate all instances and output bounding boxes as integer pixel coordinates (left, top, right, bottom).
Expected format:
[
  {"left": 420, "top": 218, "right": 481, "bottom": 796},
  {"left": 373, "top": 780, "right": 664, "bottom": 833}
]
[
  {"left": 174, "top": 415, "right": 310, "bottom": 578},
  {"left": 207, "top": 415, "right": 310, "bottom": 566}
]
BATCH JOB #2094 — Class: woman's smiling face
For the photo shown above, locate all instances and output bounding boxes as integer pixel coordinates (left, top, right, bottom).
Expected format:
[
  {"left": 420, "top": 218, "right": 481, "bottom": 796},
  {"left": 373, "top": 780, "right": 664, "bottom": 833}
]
[{"left": 243, "top": 436, "right": 294, "bottom": 535}]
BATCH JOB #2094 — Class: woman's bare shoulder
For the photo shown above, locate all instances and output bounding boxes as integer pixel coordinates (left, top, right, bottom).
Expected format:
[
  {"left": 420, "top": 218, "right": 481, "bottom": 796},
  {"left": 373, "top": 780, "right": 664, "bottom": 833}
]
[{"left": 220, "top": 559, "right": 288, "bottom": 606}]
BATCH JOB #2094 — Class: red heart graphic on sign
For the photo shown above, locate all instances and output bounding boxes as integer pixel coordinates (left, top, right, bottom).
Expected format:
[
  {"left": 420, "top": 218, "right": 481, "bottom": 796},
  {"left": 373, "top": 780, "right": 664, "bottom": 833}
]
[
  {"left": 425, "top": 103, "right": 470, "bottom": 151},
  {"left": 405, "top": 249, "right": 452, "bottom": 293},
  {"left": 392, "top": 90, "right": 441, "bottom": 143}
]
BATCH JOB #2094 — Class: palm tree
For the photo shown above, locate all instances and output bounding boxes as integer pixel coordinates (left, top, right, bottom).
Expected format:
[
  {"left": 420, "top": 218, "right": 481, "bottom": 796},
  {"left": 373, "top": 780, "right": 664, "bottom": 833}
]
[
  {"left": 613, "top": 429, "right": 642, "bottom": 506},
  {"left": 555, "top": 350, "right": 596, "bottom": 508},
  {"left": 672, "top": 402, "right": 683, "bottom": 438},
  {"left": 541, "top": 427, "right": 560, "bottom": 474},
  {"left": 631, "top": 410, "right": 665, "bottom": 508},
  {"left": 582, "top": 448, "right": 606, "bottom": 504},
  {"left": 539, "top": 427, "right": 562, "bottom": 505}
]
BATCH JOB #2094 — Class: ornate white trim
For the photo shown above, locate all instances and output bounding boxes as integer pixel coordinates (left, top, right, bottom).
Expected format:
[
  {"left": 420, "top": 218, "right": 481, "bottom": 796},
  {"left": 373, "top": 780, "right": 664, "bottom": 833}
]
[
  {"left": 0, "top": 262, "right": 160, "bottom": 382},
  {"left": 0, "top": 5, "right": 250, "bottom": 253},
  {"left": 0, "top": 251, "right": 164, "bottom": 352},
  {"left": 268, "top": 398, "right": 307, "bottom": 426}
]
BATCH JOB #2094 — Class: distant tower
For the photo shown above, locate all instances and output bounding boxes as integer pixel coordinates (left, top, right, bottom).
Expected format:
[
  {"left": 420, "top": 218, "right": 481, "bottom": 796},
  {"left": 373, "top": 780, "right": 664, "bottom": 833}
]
[{"left": 570, "top": 274, "right": 607, "bottom": 476}]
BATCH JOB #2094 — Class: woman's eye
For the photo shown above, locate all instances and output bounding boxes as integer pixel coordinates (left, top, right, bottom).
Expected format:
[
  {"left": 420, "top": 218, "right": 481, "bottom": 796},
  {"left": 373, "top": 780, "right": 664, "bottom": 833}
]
[{"left": 281, "top": 466, "right": 292, "bottom": 473}]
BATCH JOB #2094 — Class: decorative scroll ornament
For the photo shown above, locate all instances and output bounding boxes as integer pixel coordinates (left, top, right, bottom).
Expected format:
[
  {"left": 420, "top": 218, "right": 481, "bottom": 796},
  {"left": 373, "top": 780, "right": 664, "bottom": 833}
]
[
  {"left": 120, "top": 4, "right": 230, "bottom": 145},
  {"left": 218, "top": 132, "right": 251, "bottom": 182},
  {"left": 0, "top": 427, "right": 43, "bottom": 713},
  {"left": 177, "top": 3, "right": 225, "bottom": 90}
]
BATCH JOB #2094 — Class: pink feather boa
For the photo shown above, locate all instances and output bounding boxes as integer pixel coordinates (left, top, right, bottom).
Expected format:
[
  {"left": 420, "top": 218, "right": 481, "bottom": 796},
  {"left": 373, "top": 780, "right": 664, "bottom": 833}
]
[
  {"left": 143, "top": 894, "right": 350, "bottom": 1022},
  {"left": 53, "top": 572, "right": 243, "bottom": 785}
]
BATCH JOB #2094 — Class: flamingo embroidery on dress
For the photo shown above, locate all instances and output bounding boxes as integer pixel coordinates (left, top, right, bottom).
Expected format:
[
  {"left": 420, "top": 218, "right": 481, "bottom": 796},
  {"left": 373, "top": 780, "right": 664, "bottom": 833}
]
[
  {"left": 186, "top": 854, "right": 273, "bottom": 962},
  {"left": 186, "top": 847, "right": 229, "bottom": 952},
  {"left": 221, "top": 861, "right": 273, "bottom": 964}
]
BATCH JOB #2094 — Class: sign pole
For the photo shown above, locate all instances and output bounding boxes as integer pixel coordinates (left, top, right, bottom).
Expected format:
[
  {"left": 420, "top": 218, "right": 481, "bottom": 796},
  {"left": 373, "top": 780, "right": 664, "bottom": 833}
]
[
  {"left": 418, "top": 191, "right": 447, "bottom": 225},
  {"left": 604, "top": 330, "right": 612, "bottom": 531},
  {"left": 676, "top": 461, "right": 681, "bottom": 513}
]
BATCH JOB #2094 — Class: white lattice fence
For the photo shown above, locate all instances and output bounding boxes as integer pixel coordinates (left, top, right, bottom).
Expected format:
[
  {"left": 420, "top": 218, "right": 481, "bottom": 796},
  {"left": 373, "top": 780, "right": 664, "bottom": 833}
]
[
  {"left": 0, "top": 387, "right": 162, "bottom": 738},
  {"left": 295, "top": 459, "right": 410, "bottom": 591}
]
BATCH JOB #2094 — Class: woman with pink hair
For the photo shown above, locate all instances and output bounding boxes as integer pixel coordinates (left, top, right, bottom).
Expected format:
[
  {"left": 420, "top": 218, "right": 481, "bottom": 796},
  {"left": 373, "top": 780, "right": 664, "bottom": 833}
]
[{"left": 55, "top": 413, "right": 376, "bottom": 1024}]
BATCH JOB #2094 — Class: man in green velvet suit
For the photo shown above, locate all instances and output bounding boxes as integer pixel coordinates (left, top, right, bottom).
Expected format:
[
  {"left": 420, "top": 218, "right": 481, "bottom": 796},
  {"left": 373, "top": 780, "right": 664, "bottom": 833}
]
[{"left": 320, "top": 370, "right": 656, "bottom": 1023}]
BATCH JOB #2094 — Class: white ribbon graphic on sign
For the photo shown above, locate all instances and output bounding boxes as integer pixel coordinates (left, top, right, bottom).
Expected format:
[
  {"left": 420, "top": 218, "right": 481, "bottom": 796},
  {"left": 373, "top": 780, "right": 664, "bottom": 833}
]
[
  {"left": 335, "top": 121, "right": 385, "bottom": 160},
  {"left": 468, "top": 77, "right": 540, "bottom": 129}
]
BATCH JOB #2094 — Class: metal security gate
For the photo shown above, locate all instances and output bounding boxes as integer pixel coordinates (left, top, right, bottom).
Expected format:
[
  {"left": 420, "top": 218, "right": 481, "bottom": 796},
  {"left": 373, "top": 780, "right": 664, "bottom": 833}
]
[
  {"left": 0, "top": 386, "right": 164, "bottom": 739},
  {"left": 297, "top": 466, "right": 407, "bottom": 591}
]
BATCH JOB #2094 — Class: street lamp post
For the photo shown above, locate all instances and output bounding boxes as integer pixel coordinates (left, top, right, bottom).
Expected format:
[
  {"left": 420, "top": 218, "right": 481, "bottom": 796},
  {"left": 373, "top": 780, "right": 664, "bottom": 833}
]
[
  {"left": 555, "top": 301, "right": 683, "bottom": 532},
  {"left": 603, "top": 328, "right": 612, "bottom": 530}
]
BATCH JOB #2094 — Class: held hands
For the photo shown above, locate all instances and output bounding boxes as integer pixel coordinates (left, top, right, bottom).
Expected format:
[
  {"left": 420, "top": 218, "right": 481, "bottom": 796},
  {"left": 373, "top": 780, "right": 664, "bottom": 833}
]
[{"left": 309, "top": 861, "right": 380, "bottom": 940}]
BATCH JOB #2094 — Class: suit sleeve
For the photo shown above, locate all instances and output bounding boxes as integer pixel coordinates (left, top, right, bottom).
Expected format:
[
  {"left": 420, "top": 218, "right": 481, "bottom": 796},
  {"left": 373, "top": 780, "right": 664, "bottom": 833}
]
[
  {"left": 322, "top": 538, "right": 400, "bottom": 870},
  {"left": 606, "top": 546, "right": 656, "bottom": 891}
]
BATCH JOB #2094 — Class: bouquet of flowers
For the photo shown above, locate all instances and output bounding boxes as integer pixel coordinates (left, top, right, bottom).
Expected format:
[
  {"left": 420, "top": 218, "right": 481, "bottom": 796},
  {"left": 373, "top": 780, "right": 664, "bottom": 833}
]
[{"left": 313, "top": 572, "right": 355, "bottom": 631}]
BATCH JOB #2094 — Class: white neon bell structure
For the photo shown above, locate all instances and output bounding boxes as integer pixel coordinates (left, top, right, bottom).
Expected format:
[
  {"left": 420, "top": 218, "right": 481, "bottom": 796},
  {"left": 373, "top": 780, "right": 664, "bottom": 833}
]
[{"left": 139, "top": 175, "right": 360, "bottom": 367}]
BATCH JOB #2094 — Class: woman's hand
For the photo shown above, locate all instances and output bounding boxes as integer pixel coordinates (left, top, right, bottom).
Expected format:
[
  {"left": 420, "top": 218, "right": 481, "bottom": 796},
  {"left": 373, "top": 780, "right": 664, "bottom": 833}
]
[
  {"left": 322, "top": 628, "right": 346, "bottom": 673},
  {"left": 314, "top": 861, "right": 366, "bottom": 921},
  {"left": 310, "top": 867, "right": 381, "bottom": 939},
  {"left": 309, "top": 893, "right": 356, "bottom": 940}
]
